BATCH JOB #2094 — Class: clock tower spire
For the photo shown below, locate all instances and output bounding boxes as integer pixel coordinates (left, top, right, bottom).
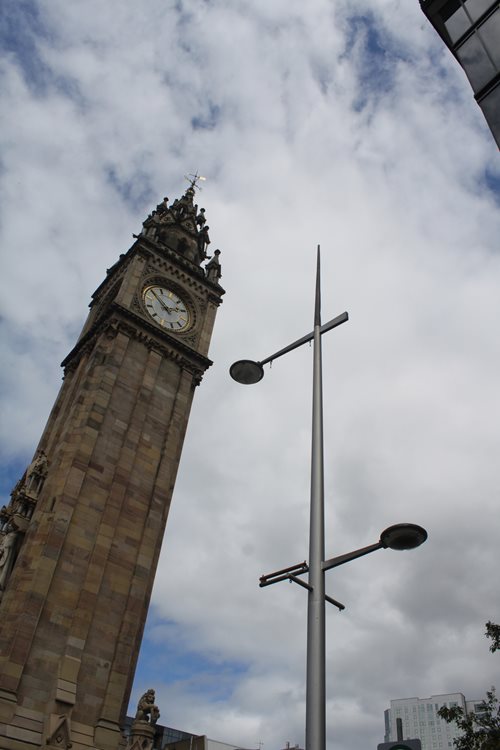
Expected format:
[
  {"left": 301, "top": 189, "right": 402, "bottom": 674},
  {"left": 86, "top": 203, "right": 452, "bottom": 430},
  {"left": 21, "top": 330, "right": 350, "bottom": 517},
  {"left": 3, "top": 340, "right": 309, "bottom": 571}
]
[{"left": 0, "top": 182, "right": 224, "bottom": 750}]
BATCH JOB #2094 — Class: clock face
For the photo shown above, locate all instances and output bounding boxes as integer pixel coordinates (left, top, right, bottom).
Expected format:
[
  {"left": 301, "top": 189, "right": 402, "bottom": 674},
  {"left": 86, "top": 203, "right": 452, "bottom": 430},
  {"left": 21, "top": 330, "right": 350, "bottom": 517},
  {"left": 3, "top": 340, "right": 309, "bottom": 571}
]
[{"left": 142, "top": 285, "right": 190, "bottom": 331}]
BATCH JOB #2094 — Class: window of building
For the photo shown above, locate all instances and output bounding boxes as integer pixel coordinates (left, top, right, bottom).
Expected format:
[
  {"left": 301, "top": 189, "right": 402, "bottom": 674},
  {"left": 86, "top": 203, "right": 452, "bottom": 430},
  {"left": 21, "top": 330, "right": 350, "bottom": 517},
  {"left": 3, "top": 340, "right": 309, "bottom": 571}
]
[
  {"left": 465, "top": 0, "right": 496, "bottom": 21},
  {"left": 442, "top": 0, "right": 471, "bottom": 40},
  {"left": 478, "top": 7, "right": 500, "bottom": 66},
  {"left": 456, "top": 32, "right": 497, "bottom": 91},
  {"left": 441, "top": 0, "right": 497, "bottom": 41}
]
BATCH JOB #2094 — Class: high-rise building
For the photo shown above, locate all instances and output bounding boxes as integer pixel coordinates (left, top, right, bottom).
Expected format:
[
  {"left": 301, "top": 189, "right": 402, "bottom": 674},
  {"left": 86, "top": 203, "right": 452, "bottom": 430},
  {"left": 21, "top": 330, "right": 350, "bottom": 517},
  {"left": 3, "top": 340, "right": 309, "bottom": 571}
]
[
  {"left": 0, "top": 182, "right": 225, "bottom": 750},
  {"left": 383, "top": 693, "right": 484, "bottom": 750},
  {"left": 419, "top": 0, "right": 500, "bottom": 148}
]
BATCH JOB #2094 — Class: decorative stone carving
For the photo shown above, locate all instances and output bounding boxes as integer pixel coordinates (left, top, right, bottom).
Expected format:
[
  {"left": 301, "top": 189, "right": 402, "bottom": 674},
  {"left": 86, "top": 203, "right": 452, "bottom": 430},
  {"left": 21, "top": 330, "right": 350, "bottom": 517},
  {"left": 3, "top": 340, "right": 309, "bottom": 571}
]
[
  {"left": 0, "top": 505, "right": 10, "bottom": 532},
  {"left": 126, "top": 739, "right": 154, "bottom": 750},
  {"left": 156, "top": 196, "right": 169, "bottom": 215},
  {"left": 0, "top": 524, "right": 18, "bottom": 598},
  {"left": 125, "top": 689, "right": 161, "bottom": 750},
  {"left": 0, "top": 451, "right": 50, "bottom": 597},
  {"left": 45, "top": 712, "right": 72, "bottom": 749},
  {"left": 177, "top": 237, "right": 188, "bottom": 255},
  {"left": 139, "top": 185, "right": 222, "bottom": 268},
  {"left": 25, "top": 450, "right": 49, "bottom": 496},
  {"left": 134, "top": 689, "right": 160, "bottom": 725},
  {"left": 197, "top": 225, "right": 210, "bottom": 260},
  {"left": 196, "top": 207, "right": 206, "bottom": 228},
  {"left": 12, "top": 450, "right": 49, "bottom": 524},
  {"left": 206, "top": 249, "right": 222, "bottom": 284},
  {"left": 64, "top": 313, "right": 211, "bottom": 383}
]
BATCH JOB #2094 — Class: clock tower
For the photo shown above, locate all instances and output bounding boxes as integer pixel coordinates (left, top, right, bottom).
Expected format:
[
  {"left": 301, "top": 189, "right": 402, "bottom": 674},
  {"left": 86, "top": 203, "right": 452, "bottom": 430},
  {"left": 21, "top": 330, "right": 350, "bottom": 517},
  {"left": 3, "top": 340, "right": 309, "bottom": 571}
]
[{"left": 0, "top": 182, "right": 224, "bottom": 750}]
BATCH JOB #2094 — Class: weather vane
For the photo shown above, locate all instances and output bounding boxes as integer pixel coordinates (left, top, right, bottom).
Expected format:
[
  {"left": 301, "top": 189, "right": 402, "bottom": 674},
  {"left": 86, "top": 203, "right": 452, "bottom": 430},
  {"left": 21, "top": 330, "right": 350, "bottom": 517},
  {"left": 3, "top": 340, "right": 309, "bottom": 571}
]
[{"left": 185, "top": 172, "right": 207, "bottom": 191}]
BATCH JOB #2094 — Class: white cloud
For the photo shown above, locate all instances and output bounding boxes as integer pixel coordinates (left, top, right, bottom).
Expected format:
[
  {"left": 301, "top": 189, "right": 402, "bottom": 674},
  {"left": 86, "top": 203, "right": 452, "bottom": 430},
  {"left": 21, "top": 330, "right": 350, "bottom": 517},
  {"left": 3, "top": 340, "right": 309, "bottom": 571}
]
[{"left": 1, "top": 2, "right": 499, "bottom": 749}]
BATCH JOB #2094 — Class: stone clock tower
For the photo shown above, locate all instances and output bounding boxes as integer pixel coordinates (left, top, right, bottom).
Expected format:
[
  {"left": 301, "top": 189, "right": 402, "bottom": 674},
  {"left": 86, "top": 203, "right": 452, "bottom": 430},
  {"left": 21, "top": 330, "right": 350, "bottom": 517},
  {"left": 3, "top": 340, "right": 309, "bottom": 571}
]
[{"left": 0, "top": 182, "right": 224, "bottom": 750}]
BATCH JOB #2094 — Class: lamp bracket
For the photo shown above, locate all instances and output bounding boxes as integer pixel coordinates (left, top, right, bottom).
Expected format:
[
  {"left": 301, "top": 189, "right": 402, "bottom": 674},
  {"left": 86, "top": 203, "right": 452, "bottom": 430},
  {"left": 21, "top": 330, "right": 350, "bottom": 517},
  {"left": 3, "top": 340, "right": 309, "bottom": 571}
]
[{"left": 259, "top": 563, "right": 346, "bottom": 611}]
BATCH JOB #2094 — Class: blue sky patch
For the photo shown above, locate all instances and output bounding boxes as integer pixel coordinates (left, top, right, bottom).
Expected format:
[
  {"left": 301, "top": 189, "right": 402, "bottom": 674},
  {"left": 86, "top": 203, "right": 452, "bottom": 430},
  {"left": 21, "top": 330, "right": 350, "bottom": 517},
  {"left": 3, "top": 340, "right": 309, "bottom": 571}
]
[
  {"left": 137, "top": 620, "right": 248, "bottom": 704},
  {"left": 104, "top": 165, "right": 154, "bottom": 211},
  {"left": 191, "top": 102, "right": 221, "bottom": 131},
  {"left": 0, "top": 0, "right": 87, "bottom": 107},
  {"left": 0, "top": 0, "right": 51, "bottom": 92},
  {"left": 343, "top": 13, "right": 407, "bottom": 112},
  {"left": 483, "top": 167, "right": 500, "bottom": 201},
  {"left": 0, "top": 458, "right": 28, "bottom": 505}
]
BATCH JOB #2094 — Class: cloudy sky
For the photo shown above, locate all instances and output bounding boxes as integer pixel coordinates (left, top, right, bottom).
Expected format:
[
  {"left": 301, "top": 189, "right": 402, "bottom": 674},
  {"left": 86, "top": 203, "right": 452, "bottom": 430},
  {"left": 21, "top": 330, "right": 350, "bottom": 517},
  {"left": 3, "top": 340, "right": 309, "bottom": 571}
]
[{"left": 1, "top": 1, "right": 499, "bottom": 749}]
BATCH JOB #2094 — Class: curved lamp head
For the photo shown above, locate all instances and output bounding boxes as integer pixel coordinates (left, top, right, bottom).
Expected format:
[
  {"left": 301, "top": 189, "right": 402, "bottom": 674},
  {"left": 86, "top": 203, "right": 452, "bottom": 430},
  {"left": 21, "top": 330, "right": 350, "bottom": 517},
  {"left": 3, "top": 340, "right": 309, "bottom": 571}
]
[
  {"left": 380, "top": 523, "right": 427, "bottom": 551},
  {"left": 230, "top": 359, "right": 265, "bottom": 385}
]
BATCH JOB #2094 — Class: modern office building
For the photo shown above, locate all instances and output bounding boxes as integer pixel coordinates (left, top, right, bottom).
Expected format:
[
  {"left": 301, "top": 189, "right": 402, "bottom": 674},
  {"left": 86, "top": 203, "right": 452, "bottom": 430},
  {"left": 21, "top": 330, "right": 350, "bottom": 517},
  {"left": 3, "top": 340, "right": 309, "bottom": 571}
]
[
  {"left": 420, "top": 0, "right": 500, "bottom": 148},
  {"left": 383, "top": 693, "right": 485, "bottom": 750}
]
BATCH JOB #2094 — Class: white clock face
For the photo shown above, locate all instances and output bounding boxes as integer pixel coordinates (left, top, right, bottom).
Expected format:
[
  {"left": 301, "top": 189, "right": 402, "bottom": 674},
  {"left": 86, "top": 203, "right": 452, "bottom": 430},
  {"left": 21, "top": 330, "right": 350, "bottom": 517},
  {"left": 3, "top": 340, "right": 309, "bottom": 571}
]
[{"left": 143, "top": 285, "right": 190, "bottom": 331}]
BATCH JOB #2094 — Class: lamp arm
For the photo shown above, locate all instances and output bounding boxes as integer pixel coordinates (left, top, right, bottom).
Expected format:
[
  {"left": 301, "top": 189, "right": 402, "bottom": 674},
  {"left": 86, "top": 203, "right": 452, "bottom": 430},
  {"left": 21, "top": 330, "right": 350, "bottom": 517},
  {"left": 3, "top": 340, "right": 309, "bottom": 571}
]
[
  {"left": 260, "top": 312, "right": 348, "bottom": 367},
  {"left": 322, "top": 541, "right": 383, "bottom": 572}
]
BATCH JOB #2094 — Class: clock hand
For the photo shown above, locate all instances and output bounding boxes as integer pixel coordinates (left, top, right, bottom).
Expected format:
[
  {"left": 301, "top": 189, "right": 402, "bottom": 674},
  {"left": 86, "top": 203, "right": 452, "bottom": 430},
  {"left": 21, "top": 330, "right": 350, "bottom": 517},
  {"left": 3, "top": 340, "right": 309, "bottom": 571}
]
[{"left": 151, "top": 290, "right": 173, "bottom": 314}]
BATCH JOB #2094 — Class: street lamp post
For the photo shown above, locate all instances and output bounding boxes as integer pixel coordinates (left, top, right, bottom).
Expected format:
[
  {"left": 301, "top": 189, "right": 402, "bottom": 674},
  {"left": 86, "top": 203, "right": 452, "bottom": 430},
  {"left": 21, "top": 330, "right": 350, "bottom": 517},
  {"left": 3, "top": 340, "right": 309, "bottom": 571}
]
[
  {"left": 230, "top": 248, "right": 427, "bottom": 750},
  {"left": 308, "top": 247, "right": 327, "bottom": 750}
]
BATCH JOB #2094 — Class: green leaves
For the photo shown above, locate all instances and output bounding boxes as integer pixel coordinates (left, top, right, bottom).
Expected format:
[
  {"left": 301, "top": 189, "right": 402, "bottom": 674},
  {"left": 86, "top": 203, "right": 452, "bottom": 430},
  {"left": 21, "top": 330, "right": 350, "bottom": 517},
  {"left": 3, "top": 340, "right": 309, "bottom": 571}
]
[
  {"left": 485, "top": 621, "right": 500, "bottom": 654},
  {"left": 437, "top": 626, "right": 499, "bottom": 750}
]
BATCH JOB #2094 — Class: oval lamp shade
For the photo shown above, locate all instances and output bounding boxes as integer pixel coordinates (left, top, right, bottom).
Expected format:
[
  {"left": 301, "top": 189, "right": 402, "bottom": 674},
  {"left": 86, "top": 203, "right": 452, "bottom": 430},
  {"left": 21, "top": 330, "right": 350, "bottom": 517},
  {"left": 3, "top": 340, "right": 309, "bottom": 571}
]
[
  {"left": 229, "top": 359, "right": 264, "bottom": 385},
  {"left": 380, "top": 523, "right": 428, "bottom": 551}
]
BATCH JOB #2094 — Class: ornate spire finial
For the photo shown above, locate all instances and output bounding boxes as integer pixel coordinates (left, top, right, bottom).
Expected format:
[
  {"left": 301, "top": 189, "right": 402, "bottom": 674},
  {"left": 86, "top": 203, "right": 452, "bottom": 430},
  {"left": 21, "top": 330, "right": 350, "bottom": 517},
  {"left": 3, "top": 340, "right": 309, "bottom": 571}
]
[{"left": 184, "top": 172, "right": 206, "bottom": 191}]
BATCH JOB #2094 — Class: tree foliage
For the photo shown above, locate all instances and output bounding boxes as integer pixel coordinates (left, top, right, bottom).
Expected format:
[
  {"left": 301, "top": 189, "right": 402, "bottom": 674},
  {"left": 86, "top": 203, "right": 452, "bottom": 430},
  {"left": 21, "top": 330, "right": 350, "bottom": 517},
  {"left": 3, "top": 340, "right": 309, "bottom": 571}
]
[
  {"left": 485, "top": 621, "right": 500, "bottom": 654},
  {"left": 438, "top": 689, "right": 500, "bottom": 750},
  {"left": 437, "top": 623, "right": 499, "bottom": 750}
]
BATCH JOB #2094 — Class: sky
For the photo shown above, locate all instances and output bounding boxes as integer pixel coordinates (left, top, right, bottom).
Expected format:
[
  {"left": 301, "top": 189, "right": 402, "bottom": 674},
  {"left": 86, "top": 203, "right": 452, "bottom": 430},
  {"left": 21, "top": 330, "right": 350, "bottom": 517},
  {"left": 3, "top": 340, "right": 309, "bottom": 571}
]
[{"left": 1, "top": 1, "right": 499, "bottom": 749}]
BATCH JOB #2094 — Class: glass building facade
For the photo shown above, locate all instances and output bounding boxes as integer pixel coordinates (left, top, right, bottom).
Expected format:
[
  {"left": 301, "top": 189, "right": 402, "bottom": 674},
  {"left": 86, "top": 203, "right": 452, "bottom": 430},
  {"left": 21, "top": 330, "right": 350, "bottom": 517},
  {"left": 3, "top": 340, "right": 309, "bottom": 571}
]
[
  {"left": 384, "top": 694, "right": 465, "bottom": 749},
  {"left": 420, "top": 0, "right": 500, "bottom": 147},
  {"left": 122, "top": 716, "right": 197, "bottom": 748},
  {"left": 383, "top": 693, "right": 488, "bottom": 750}
]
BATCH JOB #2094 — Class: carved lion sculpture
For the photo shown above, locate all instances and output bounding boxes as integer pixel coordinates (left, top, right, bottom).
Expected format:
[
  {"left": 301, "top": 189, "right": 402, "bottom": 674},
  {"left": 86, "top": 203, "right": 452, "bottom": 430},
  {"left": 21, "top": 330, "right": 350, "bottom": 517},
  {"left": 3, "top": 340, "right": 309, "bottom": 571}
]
[{"left": 135, "top": 689, "right": 160, "bottom": 725}]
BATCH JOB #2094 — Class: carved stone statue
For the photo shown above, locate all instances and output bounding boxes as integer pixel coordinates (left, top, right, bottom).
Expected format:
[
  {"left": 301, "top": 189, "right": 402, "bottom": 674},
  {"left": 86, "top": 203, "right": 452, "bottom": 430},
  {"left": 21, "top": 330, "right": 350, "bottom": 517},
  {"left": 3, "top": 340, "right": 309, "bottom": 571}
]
[
  {"left": 25, "top": 450, "right": 49, "bottom": 495},
  {"left": 206, "top": 249, "right": 222, "bottom": 283},
  {"left": 135, "top": 689, "right": 160, "bottom": 725},
  {"left": 198, "top": 225, "right": 210, "bottom": 259},
  {"left": 0, "top": 506, "right": 10, "bottom": 532},
  {"left": 196, "top": 208, "right": 206, "bottom": 229},
  {"left": 172, "top": 187, "right": 195, "bottom": 219},
  {"left": 156, "top": 197, "right": 169, "bottom": 215},
  {"left": 0, "top": 523, "right": 18, "bottom": 596},
  {"left": 177, "top": 237, "right": 188, "bottom": 255},
  {"left": 141, "top": 211, "right": 159, "bottom": 238}
]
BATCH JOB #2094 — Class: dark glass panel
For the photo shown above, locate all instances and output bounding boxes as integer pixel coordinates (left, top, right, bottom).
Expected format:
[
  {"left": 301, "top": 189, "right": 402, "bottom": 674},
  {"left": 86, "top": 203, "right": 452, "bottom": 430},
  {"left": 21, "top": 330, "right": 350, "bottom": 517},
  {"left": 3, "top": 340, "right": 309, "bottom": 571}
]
[
  {"left": 479, "top": 83, "right": 500, "bottom": 146},
  {"left": 465, "top": 0, "right": 496, "bottom": 21},
  {"left": 440, "top": 0, "right": 462, "bottom": 19},
  {"left": 442, "top": 0, "right": 472, "bottom": 41},
  {"left": 478, "top": 8, "right": 500, "bottom": 67},
  {"left": 456, "top": 32, "right": 496, "bottom": 90}
]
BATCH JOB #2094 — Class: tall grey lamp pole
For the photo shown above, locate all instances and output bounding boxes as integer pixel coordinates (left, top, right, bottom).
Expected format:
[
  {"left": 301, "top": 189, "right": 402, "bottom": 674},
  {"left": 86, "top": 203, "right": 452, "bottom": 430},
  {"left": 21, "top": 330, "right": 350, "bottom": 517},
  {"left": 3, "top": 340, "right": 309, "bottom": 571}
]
[
  {"left": 230, "top": 248, "right": 427, "bottom": 750},
  {"left": 307, "top": 246, "right": 327, "bottom": 750}
]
